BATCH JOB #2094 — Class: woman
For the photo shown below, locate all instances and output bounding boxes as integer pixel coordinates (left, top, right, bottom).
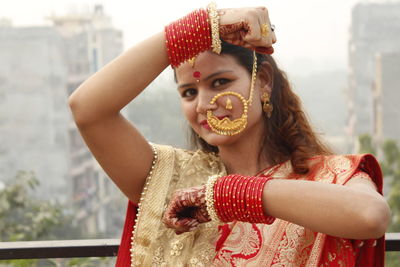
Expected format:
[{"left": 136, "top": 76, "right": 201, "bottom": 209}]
[{"left": 68, "top": 4, "right": 390, "bottom": 266}]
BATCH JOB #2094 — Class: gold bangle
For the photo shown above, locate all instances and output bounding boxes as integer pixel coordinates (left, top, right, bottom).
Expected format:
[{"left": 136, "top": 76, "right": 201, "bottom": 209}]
[
  {"left": 205, "top": 174, "right": 221, "bottom": 222},
  {"left": 207, "top": 2, "right": 221, "bottom": 54}
]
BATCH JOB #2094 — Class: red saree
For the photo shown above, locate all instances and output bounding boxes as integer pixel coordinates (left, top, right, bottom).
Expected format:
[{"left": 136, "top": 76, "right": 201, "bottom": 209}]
[{"left": 116, "top": 152, "right": 385, "bottom": 266}]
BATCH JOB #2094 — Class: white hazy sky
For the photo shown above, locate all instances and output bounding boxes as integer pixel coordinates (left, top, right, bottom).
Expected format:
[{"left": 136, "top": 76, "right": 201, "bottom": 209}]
[{"left": 1, "top": 0, "right": 374, "bottom": 75}]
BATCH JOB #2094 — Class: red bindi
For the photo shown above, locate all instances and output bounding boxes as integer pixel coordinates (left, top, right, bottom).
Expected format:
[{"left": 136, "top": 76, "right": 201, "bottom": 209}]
[{"left": 193, "top": 71, "right": 201, "bottom": 79}]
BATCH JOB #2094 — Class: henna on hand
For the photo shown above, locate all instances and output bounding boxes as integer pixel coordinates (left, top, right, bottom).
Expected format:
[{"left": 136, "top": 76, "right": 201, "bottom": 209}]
[
  {"left": 218, "top": 7, "right": 276, "bottom": 54},
  {"left": 219, "top": 21, "right": 250, "bottom": 47},
  {"left": 162, "top": 185, "right": 211, "bottom": 234}
]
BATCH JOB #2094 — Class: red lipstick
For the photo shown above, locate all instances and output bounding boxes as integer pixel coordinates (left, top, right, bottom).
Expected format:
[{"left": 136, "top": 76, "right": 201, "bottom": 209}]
[{"left": 200, "top": 120, "right": 211, "bottom": 130}]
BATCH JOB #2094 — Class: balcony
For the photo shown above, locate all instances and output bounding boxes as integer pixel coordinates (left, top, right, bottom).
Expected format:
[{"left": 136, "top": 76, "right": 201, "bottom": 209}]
[{"left": 1, "top": 234, "right": 400, "bottom": 261}]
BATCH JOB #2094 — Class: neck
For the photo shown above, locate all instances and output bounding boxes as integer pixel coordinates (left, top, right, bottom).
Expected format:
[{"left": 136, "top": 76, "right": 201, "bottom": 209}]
[{"left": 217, "top": 126, "right": 270, "bottom": 176}]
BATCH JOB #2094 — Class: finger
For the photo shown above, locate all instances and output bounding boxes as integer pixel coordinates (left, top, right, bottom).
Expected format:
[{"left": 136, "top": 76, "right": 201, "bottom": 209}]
[
  {"left": 242, "top": 14, "right": 263, "bottom": 46},
  {"left": 243, "top": 8, "right": 274, "bottom": 48},
  {"left": 265, "top": 10, "right": 277, "bottom": 45},
  {"left": 192, "top": 208, "right": 211, "bottom": 223},
  {"left": 162, "top": 211, "right": 177, "bottom": 228},
  {"left": 259, "top": 10, "right": 275, "bottom": 47},
  {"left": 176, "top": 224, "right": 199, "bottom": 235},
  {"left": 162, "top": 199, "right": 183, "bottom": 227},
  {"left": 173, "top": 218, "right": 199, "bottom": 234}
]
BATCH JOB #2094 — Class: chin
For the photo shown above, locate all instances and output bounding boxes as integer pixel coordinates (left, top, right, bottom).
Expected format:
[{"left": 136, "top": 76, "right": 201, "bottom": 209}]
[{"left": 200, "top": 132, "right": 239, "bottom": 147}]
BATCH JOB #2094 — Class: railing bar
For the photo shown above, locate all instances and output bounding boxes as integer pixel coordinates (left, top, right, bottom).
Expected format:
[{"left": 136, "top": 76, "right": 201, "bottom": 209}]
[
  {"left": 0, "top": 239, "right": 119, "bottom": 249},
  {"left": 1, "top": 236, "right": 400, "bottom": 260},
  {"left": 0, "top": 239, "right": 119, "bottom": 260}
]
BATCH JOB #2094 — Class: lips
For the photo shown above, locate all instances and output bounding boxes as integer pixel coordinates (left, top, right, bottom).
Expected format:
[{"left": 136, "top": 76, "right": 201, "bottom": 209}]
[
  {"left": 200, "top": 120, "right": 211, "bottom": 130},
  {"left": 200, "top": 116, "right": 228, "bottom": 130}
]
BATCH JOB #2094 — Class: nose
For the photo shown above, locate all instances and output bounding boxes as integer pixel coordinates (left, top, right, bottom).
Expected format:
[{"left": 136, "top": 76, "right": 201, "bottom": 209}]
[{"left": 196, "top": 89, "right": 217, "bottom": 114}]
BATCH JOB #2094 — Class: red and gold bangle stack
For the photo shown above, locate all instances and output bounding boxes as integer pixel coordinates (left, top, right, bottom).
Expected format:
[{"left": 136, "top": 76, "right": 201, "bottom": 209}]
[
  {"left": 165, "top": 9, "right": 212, "bottom": 67},
  {"left": 212, "top": 174, "right": 276, "bottom": 224}
]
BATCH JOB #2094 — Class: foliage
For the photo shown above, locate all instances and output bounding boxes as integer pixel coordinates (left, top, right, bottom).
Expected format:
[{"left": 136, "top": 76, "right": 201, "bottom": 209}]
[
  {"left": 0, "top": 171, "right": 63, "bottom": 242},
  {"left": 357, "top": 135, "right": 400, "bottom": 266},
  {"left": 358, "top": 134, "right": 376, "bottom": 155},
  {"left": 0, "top": 171, "right": 114, "bottom": 266}
]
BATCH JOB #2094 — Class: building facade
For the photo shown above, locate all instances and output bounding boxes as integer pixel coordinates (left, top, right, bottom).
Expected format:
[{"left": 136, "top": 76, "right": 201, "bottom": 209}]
[
  {"left": 51, "top": 5, "right": 125, "bottom": 236},
  {"left": 0, "top": 25, "right": 69, "bottom": 200},
  {"left": 0, "top": 5, "right": 125, "bottom": 237},
  {"left": 347, "top": 1, "right": 400, "bottom": 150},
  {"left": 373, "top": 52, "right": 400, "bottom": 147}
]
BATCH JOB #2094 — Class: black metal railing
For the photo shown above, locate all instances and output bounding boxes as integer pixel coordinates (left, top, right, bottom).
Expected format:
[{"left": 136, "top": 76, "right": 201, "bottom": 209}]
[
  {"left": 1, "top": 233, "right": 400, "bottom": 260},
  {"left": 0, "top": 239, "right": 119, "bottom": 260}
]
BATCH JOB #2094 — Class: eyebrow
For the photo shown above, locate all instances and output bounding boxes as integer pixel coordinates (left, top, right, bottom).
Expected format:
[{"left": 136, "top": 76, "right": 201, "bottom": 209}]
[{"left": 177, "top": 70, "right": 234, "bottom": 89}]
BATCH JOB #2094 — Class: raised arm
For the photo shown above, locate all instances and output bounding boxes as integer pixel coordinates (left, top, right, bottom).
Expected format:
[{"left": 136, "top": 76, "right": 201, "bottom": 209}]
[{"left": 68, "top": 32, "right": 168, "bottom": 203}]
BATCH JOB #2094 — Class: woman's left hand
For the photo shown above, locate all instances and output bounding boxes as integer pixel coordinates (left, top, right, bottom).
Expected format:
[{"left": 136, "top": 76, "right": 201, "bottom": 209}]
[
  {"left": 162, "top": 185, "right": 211, "bottom": 234},
  {"left": 218, "top": 6, "right": 277, "bottom": 54}
]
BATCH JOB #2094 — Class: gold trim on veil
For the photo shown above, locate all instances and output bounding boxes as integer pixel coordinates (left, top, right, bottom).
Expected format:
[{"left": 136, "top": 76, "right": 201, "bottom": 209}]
[{"left": 130, "top": 144, "right": 226, "bottom": 266}]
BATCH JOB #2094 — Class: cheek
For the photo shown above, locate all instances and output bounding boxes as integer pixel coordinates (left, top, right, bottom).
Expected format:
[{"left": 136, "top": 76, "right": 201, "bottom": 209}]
[
  {"left": 248, "top": 101, "right": 264, "bottom": 121},
  {"left": 180, "top": 101, "right": 197, "bottom": 123}
]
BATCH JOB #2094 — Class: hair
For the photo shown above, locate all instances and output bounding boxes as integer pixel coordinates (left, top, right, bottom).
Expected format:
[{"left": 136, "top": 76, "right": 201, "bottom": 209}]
[{"left": 183, "top": 41, "right": 333, "bottom": 174}]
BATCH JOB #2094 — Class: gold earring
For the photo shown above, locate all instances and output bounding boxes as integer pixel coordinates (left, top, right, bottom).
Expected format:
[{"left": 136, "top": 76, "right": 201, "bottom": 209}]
[
  {"left": 262, "top": 92, "right": 273, "bottom": 118},
  {"left": 225, "top": 97, "right": 232, "bottom": 110}
]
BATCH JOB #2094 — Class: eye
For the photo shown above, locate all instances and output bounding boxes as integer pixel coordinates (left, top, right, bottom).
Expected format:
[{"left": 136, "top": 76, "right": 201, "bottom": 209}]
[
  {"left": 213, "top": 78, "right": 231, "bottom": 87},
  {"left": 181, "top": 88, "right": 197, "bottom": 98}
]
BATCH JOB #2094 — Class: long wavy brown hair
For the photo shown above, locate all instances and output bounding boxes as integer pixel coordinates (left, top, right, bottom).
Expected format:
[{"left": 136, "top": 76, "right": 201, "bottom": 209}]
[{"left": 186, "top": 41, "right": 332, "bottom": 174}]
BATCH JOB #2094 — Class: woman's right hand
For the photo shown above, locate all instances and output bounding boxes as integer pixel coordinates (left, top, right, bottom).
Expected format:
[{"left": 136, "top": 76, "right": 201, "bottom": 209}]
[
  {"left": 162, "top": 185, "right": 210, "bottom": 235},
  {"left": 218, "top": 7, "right": 277, "bottom": 54}
]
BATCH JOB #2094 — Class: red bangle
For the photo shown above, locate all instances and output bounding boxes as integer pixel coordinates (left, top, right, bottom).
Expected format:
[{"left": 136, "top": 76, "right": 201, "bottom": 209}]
[
  {"left": 260, "top": 177, "right": 275, "bottom": 224},
  {"left": 213, "top": 174, "right": 275, "bottom": 224},
  {"left": 165, "top": 8, "right": 211, "bottom": 67},
  {"left": 172, "top": 22, "right": 185, "bottom": 64},
  {"left": 230, "top": 175, "right": 240, "bottom": 220},
  {"left": 255, "top": 177, "right": 267, "bottom": 223},
  {"left": 225, "top": 176, "right": 235, "bottom": 221},
  {"left": 215, "top": 176, "right": 228, "bottom": 222},
  {"left": 241, "top": 176, "right": 251, "bottom": 221},
  {"left": 236, "top": 176, "right": 246, "bottom": 221},
  {"left": 218, "top": 176, "right": 230, "bottom": 222},
  {"left": 248, "top": 177, "right": 259, "bottom": 223}
]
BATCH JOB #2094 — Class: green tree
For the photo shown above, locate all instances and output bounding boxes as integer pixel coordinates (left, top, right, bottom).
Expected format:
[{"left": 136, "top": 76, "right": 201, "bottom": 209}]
[
  {"left": 358, "top": 134, "right": 376, "bottom": 155},
  {"left": 357, "top": 135, "right": 400, "bottom": 266},
  {"left": 0, "top": 171, "right": 65, "bottom": 241},
  {"left": 0, "top": 171, "right": 113, "bottom": 267}
]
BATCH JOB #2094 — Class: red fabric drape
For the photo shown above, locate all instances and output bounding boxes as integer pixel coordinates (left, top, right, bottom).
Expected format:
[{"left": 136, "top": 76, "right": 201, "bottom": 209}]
[
  {"left": 319, "top": 154, "right": 385, "bottom": 267},
  {"left": 115, "top": 201, "right": 138, "bottom": 267}
]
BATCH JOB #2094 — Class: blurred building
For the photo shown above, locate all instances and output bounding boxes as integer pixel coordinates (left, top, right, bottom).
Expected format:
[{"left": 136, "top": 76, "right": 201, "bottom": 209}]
[
  {"left": 0, "top": 25, "right": 69, "bottom": 201},
  {"left": 50, "top": 4, "right": 125, "bottom": 236},
  {"left": 347, "top": 1, "right": 400, "bottom": 151},
  {"left": 373, "top": 52, "right": 400, "bottom": 147},
  {"left": 0, "top": 5, "right": 125, "bottom": 237}
]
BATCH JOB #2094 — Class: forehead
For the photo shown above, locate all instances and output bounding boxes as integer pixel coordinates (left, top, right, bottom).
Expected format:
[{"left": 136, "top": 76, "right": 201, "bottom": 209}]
[{"left": 175, "top": 51, "right": 246, "bottom": 82}]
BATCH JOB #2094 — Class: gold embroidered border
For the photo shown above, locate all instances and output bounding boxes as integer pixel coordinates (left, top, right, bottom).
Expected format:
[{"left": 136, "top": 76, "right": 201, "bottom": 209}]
[
  {"left": 130, "top": 144, "right": 175, "bottom": 266},
  {"left": 307, "top": 233, "right": 326, "bottom": 266}
]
